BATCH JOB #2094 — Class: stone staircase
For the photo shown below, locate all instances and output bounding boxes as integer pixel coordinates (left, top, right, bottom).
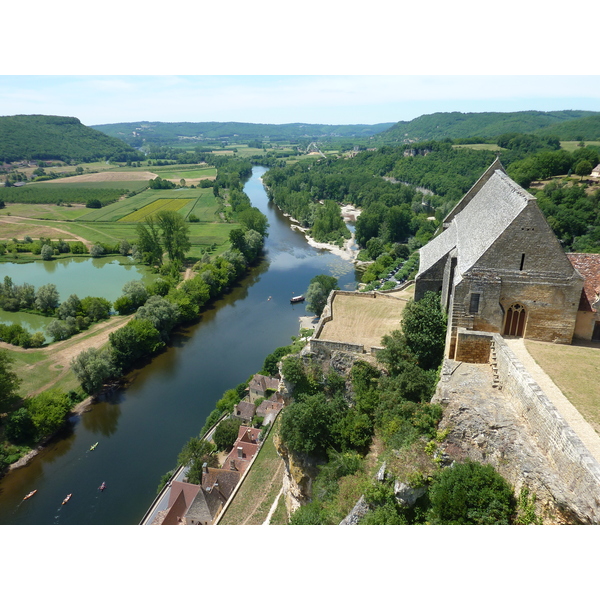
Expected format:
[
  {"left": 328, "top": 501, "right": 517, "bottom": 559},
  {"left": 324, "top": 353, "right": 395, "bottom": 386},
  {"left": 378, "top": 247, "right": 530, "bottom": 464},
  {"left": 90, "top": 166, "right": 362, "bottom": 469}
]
[{"left": 490, "top": 338, "right": 501, "bottom": 389}]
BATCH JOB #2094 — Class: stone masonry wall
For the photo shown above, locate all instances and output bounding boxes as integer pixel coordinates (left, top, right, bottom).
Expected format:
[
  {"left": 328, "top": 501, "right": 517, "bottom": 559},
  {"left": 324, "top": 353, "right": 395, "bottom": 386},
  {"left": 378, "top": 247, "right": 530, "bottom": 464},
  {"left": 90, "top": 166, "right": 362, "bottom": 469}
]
[
  {"left": 460, "top": 332, "right": 600, "bottom": 522},
  {"left": 454, "top": 330, "right": 491, "bottom": 363}
]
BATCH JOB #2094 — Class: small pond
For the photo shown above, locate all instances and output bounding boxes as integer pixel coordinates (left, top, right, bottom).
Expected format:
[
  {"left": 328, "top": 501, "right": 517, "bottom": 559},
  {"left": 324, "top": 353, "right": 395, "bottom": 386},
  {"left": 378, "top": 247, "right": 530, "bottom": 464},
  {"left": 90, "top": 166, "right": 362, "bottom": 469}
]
[{"left": 0, "top": 256, "right": 157, "bottom": 334}]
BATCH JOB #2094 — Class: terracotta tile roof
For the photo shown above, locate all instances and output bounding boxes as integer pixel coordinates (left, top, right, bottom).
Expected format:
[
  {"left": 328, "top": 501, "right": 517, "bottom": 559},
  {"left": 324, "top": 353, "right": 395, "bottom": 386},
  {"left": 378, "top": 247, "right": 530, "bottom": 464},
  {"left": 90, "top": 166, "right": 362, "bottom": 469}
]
[
  {"left": 237, "top": 426, "right": 261, "bottom": 444},
  {"left": 224, "top": 441, "right": 260, "bottom": 475},
  {"left": 567, "top": 253, "right": 600, "bottom": 312},
  {"left": 162, "top": 481, "right": 202, "bottom": 525}
]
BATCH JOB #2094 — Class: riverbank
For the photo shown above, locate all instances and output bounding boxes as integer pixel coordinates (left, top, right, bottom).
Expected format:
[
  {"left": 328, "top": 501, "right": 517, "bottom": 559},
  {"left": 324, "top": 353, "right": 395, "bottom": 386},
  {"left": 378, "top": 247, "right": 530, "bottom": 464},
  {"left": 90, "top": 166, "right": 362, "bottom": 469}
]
[{"left": 286, "top": 204, "right": 361, "bottom": 263}]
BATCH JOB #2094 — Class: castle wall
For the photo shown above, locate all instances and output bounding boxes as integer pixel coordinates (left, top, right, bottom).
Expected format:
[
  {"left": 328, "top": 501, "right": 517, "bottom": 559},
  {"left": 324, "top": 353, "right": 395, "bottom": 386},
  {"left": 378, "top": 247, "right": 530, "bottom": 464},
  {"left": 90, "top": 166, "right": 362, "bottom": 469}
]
[{"left": 452, "top": 329, "right": 600, "bottom": 522}]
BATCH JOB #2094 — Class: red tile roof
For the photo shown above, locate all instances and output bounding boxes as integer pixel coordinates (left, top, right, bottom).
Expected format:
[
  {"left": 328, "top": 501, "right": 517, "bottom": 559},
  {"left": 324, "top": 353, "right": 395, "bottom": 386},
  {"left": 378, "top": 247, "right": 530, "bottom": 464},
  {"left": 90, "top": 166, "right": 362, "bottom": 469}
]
[{"left": 567, "top": 253, "right": 600, "bottom": 312}]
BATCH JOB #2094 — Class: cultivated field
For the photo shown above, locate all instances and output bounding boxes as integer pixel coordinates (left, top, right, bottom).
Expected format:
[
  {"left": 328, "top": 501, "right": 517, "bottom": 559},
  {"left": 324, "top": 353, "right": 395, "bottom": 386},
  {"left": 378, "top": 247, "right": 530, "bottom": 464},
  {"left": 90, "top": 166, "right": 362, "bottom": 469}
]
[
  {"left": 118, "top": 197, "right": 193, "bottom": 223},
  {"left": 318, "top": 293, "right": 408, "bottom": 351},
  {"left": 525, "top": 339, "right": 600, "bottom": 432}
]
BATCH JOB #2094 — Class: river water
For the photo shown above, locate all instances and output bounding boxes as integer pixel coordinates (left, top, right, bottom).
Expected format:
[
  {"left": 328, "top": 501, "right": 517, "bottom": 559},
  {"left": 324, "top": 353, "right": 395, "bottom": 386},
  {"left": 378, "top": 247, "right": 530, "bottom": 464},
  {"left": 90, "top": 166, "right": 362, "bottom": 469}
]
[{"left": 0, "top": 166, "right": 359, "bottom": 525}]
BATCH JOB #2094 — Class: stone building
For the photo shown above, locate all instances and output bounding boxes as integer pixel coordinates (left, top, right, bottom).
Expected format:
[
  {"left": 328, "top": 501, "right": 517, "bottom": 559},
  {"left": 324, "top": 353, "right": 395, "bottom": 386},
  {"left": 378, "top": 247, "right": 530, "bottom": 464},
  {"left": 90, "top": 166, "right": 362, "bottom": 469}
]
[{"left": 415, "top": 158, "right": 584, "bottom": 357}]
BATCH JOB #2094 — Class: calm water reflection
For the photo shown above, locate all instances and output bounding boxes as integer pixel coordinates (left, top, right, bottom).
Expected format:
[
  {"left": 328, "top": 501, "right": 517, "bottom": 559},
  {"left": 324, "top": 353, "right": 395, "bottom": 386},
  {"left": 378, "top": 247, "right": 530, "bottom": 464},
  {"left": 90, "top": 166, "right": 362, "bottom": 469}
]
[{"left": 0, "top": 166, "right": 359, "bottom": 525}]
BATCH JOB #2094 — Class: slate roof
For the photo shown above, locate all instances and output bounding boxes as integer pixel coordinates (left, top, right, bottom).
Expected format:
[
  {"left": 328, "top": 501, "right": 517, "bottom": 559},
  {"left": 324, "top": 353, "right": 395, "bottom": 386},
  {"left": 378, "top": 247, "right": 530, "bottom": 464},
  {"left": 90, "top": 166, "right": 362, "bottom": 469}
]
[
  {"left": 567, "top": 253, "right": 600, "bottom": 312},
  {"left": 234, "top": 401, "right": 256, "bottom": 421},
  {"left": 418, "top": 161, "right": 533, "bottom": 283},
  {"left": 249, "top": 374, "right": 280, "bottom": 395}
]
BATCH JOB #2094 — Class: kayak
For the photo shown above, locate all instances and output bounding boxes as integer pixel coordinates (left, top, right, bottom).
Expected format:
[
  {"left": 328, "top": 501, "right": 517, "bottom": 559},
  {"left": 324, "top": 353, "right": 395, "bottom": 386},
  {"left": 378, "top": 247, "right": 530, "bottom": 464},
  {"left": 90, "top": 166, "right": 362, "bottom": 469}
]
[
  {"left": 62, "top": 493, "right": 72, "bottom": 505},
  {"left": 23, "top": 490, "right": 37, "bottom": 501},
  {"left": 90, "top": 442, "right": 98, "bottom": 451},
  {"left": 99, "top": 482, "right": 106, "bottom": 491}
]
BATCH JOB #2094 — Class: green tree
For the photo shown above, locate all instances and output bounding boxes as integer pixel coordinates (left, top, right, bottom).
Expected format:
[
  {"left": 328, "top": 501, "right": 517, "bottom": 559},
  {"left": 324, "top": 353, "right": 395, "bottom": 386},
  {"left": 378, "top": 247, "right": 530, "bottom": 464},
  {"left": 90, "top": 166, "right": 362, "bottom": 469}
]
[
  {"left": 135, "top": 295, "right": 180, "bottom": 340},
  {"left": 155, "top": 210, "right": 191, "bottom": 263},
  {"left": 25, "top": 390, "right": 73, "bottom": 440},
  {"left": 34, "top": 283, "right": 59, "bottom": 314},
  {"left": 212, "top": 418, "right": 240, "bottom": 451},
  {"left": 575, "top": 159, "right": 592, "bottom": 180},
  {"left": 70, "top": 347, "right": 118, "bottom": 395},
  {"left": 305, "top": 274, "right": 338, "bottom": 317},
  {"left": 109, "top": 318, "right": 164, "bottom": 370},
  {"left": 41, "top": 244, "right": 54, "bottom": 260},
  {"left": 427, "top": 460, "right": 516, "bottom": 525},
  {"left": 177, "top": 437, "right": 216, "bottom": 467},
  {"left": 90, "top": 243, "right": 105, "bottom": 257},
  {"left": 135, "top": 216, "right": 163, "bottom": 266},
  {"left": 0, "top": 349, "right": 21, "bottom": 412}
]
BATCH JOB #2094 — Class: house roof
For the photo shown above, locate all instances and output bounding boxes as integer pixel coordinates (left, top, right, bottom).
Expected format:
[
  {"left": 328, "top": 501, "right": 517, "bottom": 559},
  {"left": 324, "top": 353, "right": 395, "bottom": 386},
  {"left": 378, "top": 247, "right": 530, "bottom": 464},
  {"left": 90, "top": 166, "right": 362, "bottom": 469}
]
[
  {"left": 567, "top": 253, "right": 600, "bottom": 312},
  {"left": 237, "top": 426, "right": 261, "bottom": 444},
  {"left": 224, "top": 441, "right": 260, "bottom": 474},
  {"left": 418, "top": 162, "right": 534, "bottom": 282},
  {"left": 202, "top": 467, "right": 240, "bottom": 499},
  {"left": 186, "top": 487, "right": 222, "bottom": 524},
  {"left": 249, "top": 374, "right": 280, "bottom": 393},
  {"left": 167, "top": 481, "right": 201, "bottom": 509},
  {"left": 256, "top": 399, "right": 284, "bottom": 418},
  {"left": 234, "top": 401, "right": 256, "bottom": 421}
]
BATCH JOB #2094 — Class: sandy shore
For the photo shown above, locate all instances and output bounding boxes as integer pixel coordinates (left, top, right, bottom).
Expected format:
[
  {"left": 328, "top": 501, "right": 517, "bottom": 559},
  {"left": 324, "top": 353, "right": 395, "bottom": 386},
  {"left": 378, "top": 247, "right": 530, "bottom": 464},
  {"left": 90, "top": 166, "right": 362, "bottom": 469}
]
[{"left": 287, "top": 204, "right": 362, "bottom": 262}]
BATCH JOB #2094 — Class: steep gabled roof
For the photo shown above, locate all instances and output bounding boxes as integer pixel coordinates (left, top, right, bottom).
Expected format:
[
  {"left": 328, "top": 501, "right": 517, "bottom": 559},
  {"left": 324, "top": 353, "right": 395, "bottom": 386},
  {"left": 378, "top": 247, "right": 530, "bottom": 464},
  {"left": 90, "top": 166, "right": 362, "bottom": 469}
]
[
  {"left": 443, "top": 157, "right": 506, "bottom": 227},
  {"left": 453, "top": 169, "right": 533, "bottom": 277},
  {"left": 567, "top": 253, "right": 600, "bottom": 312}
]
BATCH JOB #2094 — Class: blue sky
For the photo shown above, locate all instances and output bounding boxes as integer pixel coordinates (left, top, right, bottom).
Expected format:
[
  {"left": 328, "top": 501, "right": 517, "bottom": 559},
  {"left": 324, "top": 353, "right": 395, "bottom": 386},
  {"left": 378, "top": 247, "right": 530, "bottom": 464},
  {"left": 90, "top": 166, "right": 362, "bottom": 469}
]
[{"left": 1, "top": 75, "right": 599, "bottom": 126}]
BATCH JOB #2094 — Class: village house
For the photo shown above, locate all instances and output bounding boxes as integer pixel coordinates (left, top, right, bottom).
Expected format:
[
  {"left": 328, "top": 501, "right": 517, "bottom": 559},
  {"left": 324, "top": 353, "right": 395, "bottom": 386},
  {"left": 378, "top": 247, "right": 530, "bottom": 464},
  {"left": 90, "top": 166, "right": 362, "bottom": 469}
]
[
  {"left": 566, "top": 253, "right": 600, "bottom": 341},
  {"left": 415, "top": 158, "right": 585, "bottom": 357},
  {"left": 256, "top": 393, "right": 284, "bottom": 426},
  {"left": 233, "top": 400, "right": 256, "bottom": 423},
  {"left": 247, "top": 373, "right": 280, "bottom": 403}
]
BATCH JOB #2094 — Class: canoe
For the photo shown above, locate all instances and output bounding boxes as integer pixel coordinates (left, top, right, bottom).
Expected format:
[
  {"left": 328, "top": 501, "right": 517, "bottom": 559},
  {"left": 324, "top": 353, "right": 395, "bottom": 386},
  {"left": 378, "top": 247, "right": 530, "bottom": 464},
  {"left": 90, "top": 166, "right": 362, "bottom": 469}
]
[
  {"left": 99, "top": 482, "right": 106, "bottom": 491},
  {"left": 62, "top": 493, "right": 72, "bottom": 505},
  {"left": 90, "top": 442, "right": 98, "bottom": 451},
  {"left": 23, "top": 490, "right": 37, "bottom": 501}
]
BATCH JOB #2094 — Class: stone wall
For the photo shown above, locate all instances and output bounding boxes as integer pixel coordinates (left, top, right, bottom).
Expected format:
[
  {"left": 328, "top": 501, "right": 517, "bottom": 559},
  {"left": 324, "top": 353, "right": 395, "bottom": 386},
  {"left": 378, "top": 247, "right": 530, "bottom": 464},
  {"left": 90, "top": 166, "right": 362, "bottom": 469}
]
[
  {"left": 454, "top": 330, "right": 491, "bottom": 363},
  {"left": 494, "top": 335, "right": 600, "bottom": 522},
  {"left": 451, "top": 329, "right": 600, "bottom": 522}
]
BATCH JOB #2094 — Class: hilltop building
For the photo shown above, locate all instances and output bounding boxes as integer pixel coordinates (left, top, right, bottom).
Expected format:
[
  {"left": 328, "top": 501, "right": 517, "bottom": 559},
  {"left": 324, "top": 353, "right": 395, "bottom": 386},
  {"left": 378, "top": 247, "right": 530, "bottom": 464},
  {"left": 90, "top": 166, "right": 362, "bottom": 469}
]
[{"left": 415, "top": 158, "right": 585, "bottom": 357}]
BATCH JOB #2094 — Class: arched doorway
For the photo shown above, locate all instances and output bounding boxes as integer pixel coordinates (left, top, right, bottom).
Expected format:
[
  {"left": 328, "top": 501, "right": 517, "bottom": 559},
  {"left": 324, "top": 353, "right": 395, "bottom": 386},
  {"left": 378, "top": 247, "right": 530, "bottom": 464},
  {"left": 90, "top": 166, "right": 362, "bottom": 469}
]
[{"left": 503, "top": 303, "right": 527, "bottom": 336}]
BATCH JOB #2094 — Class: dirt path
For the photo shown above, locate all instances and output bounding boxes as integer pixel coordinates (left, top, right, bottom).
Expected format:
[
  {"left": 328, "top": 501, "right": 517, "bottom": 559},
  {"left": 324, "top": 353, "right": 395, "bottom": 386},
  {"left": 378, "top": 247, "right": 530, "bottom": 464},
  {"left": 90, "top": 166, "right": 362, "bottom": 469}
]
[
  {"left": 0, "top": 215, "right": 92, "bottom": 248},
  {"left": 505, "top": 337, "right": 600, "bottom": 464},
  {"left": 2, "top": 315, "right": 133, "bottom": 396}
]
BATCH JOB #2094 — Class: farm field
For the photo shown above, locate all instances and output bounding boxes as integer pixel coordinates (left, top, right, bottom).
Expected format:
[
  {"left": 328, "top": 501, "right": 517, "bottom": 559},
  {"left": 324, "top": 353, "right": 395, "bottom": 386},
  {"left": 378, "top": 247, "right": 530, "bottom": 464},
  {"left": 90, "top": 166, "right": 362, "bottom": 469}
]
[
  {"left": 118, "top": 197, "right": 193, "bottom": 223},
  {"left": 317, "top": 293, "right": 408, "bottom": 351},
  {"left": 559, "top": 141, "right": 600, "bottom": 152}
]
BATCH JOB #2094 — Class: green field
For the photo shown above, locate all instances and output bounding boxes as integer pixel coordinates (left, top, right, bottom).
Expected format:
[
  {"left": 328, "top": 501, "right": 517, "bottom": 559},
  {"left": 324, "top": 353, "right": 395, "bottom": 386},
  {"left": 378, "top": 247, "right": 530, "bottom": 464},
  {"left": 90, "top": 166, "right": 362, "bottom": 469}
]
[
  {"left": 148, "top": 166, "right": 217, "bottom": 179},
  {"left": 559, "top": 141, "right": 600, "bottom": 152},
  {"left": 118, "top": 197, "right": 193, "bottom": 223}
]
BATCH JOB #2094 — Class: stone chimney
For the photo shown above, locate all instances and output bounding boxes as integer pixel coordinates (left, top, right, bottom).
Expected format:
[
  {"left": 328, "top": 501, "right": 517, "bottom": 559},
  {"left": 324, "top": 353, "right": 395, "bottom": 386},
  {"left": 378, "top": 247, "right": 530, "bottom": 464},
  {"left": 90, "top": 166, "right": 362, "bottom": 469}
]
[
  {"left": 230, "top": 459, "right": 237, "bottom": 471},
  {"left": 237, "top": 446, "right": 243, "bottom": 458}
]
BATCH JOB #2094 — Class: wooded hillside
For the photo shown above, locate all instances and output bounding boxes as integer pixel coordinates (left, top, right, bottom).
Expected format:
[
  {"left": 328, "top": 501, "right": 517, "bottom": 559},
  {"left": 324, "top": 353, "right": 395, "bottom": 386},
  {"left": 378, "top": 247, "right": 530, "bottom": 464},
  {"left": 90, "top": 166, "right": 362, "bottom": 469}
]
[
  {"left": 0, "top": 115, "right": 143, "bottom": 163},
  {"left": 377, "top": 110, "right": 600, "bottom": 144}
]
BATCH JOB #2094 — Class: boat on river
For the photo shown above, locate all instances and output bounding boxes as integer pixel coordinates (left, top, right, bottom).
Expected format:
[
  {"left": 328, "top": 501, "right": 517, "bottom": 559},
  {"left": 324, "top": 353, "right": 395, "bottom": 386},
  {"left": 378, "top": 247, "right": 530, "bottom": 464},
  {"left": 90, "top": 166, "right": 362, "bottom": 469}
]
[
  {"left": 23, "top": 490, "right": 37, "bottom": 501},
  {"left": 90, "top": 442, "right": 98, "bottom": 451},
  {"left": 290, "top": 295, "right": 305, "bottom": 303},
  {"left": 99, "top": 482, "right": 106, "bottom": 491},
  {"left": 62, "top": 493, "right": 72, "bottom": 505}
]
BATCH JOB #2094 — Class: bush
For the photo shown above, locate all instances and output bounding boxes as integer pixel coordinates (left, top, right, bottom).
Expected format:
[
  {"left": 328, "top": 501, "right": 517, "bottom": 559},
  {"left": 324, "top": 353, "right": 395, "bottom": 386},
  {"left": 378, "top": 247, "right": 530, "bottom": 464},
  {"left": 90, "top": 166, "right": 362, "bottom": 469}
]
[
  {"left": 213, "top": 418, "right": 240, "bottom": 451},
  {"left": 427, "top": 460, "right": 516, "bottom": 524}
]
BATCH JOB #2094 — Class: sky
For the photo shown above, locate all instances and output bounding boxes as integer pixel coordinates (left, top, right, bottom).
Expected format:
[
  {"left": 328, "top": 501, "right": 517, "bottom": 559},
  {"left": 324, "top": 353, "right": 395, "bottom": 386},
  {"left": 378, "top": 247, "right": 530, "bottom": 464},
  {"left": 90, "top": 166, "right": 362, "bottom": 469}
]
[
  {"left": 1, "top": 1, "right": 598, "bottom": 128},
  {"left": 1, "top": 75, "right": 599, "bottom": 127}
]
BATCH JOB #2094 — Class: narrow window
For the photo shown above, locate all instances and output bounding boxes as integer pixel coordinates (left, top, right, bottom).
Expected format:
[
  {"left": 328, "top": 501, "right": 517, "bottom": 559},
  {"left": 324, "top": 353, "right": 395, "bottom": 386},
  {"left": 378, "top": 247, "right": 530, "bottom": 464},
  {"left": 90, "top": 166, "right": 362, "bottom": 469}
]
[
  {"left": 519, "top": 253, "right": 525, "bottom": 271},
  {"left": 469, "top": 293, "right": 480, "bottom": 314}
]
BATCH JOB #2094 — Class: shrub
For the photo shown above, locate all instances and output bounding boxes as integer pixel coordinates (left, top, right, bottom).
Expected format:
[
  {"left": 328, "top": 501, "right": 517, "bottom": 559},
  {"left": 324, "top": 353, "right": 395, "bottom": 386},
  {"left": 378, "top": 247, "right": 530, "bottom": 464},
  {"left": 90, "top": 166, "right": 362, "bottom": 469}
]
[{"left": 427, "top": 460, "right": 515, "bottom": 524}]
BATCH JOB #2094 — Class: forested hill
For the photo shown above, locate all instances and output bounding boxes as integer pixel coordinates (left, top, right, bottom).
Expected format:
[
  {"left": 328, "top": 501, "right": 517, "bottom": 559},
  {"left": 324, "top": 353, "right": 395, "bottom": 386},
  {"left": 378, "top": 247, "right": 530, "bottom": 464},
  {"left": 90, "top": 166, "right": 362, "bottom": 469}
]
[
  {"left": 377, "top": 110, "right": 600, "bottom": 144},
  {"left": 0, "top": 115, "right": 143, "bottom": 163},
  {"left": 91, "top": 121, "right": 395, "bottom": 146}
]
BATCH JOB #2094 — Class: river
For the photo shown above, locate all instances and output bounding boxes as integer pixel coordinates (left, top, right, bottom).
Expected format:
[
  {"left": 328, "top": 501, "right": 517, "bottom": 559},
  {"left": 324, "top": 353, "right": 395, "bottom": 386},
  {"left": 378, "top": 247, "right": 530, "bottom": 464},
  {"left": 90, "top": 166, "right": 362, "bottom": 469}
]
[{"left": 0, "top": 166, "right": 359, "bottom": 525}]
